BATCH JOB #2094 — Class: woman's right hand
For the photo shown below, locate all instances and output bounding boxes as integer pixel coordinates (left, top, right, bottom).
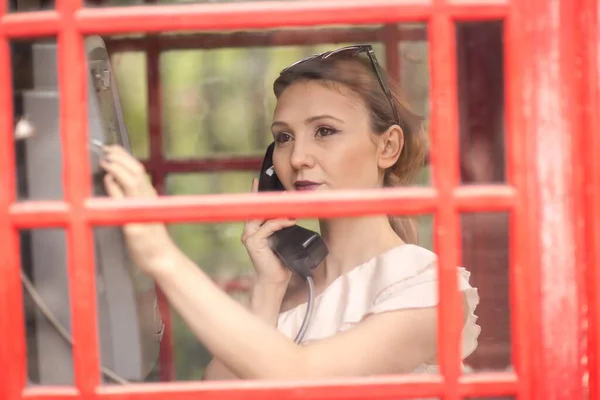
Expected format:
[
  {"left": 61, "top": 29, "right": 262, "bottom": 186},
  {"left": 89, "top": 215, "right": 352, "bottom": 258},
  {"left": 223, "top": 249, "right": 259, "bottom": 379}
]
[{"left": 241, "top": 178, "right": 297, "bottom": 287}]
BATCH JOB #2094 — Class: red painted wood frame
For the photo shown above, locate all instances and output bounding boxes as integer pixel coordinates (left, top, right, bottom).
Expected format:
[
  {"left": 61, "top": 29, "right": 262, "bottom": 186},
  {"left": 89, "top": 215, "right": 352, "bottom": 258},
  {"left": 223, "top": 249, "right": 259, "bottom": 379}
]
[{"left": 0, "top": 1, "right": 596, "bottom": 400}]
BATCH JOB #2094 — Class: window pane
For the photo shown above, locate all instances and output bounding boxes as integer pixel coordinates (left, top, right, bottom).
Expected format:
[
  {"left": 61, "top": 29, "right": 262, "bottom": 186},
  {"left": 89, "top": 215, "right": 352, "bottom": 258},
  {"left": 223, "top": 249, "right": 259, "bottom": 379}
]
[
  {"left": 110, "top": 51, "right": 149, "bottom": 159},
  {"left": 159, "top": 40, "right": 386, "bottom": 159}
]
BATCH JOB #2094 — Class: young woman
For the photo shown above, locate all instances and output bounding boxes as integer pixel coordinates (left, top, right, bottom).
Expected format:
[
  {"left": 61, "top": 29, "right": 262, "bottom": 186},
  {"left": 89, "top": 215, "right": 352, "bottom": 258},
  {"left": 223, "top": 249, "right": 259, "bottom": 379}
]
[{"left": 99, "top": 45, "right": 480, "bottom": 380}]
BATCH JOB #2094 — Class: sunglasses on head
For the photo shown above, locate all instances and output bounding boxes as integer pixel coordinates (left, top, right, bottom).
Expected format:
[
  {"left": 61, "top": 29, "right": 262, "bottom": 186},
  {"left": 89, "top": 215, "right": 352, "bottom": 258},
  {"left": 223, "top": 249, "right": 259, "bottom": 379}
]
[{"left": 281, "top": 44, "right": 400, "bottom": 125}]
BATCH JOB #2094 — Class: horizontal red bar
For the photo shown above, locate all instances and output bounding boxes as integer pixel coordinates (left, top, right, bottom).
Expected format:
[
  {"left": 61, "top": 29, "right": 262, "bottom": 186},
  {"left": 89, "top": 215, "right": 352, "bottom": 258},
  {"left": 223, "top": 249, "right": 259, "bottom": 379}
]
[
  {"left": 86, "top": 187, "right": 439, "bottom": 224},
  {"left": 21, "top": 373, "right": 517, "bottom": 400},
  {"left": 454, "top": 185, "right": 516, "bottom": 211},
  {"left": 75, "top": 0, "right": 508, "bottom": 35},
  {"left": 9, "top": 186, "right": 516, "bottom": 228},
  {"left": 10, "top": 201, "right": 70, "bottom": 228},
  {"left": 22, "top": 377, "right": 441, "bottom": 400},
  {"left": 447, "top": 2, "right": 509, "bottom": 21},
  {"left": 0, "top": 0, "right": 508, "bottom": 39},
  {"left": 76, "top": 1, "right": 429, "bottom": 34},
  {"left": 0, "top": 11, "right": 60, "bottom": 38},
  {"left": 459, "top": 372, "right": 519, "bottom": 396},
  {"left": 99, "top": 377, "right": 443, "bottom": 400},
  {"left": 23, "top": 387, "right": 79, "bottom": 400}
]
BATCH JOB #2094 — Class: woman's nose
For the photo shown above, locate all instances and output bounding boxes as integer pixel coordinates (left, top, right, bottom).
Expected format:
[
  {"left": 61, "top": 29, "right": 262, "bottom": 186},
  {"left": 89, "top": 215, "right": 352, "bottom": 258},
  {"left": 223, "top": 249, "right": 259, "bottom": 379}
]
[{"left": 289, "top": 141, "right": 315, "bottom": 170}]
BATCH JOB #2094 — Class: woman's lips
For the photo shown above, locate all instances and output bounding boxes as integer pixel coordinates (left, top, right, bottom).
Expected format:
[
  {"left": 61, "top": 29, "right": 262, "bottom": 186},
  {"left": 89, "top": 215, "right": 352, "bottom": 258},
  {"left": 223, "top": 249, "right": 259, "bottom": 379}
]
[{"left": 294, "top": 181, "right": 321, "bottom": 191}]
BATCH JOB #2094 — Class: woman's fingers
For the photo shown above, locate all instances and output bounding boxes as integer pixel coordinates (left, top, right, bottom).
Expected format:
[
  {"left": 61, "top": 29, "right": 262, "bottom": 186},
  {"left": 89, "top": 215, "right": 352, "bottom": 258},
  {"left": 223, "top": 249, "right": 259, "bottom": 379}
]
[
  {"left": 252, "top": 218, "right": 297, "bottom": 240},
  {"left": 103, "top": 145, "right": 145, "bottom": 177},
  {"left": 100, "top": 158, "right": 138, "bottom": 194},
  {"left": 99, "top": 145, "right": 157, "bottom": 198},
  {"left": 103, "top": 173, "right": 124, "bottom": 199},
  {"left": 242, "top": 218, "right": 296, "bottom": 247},
  {"left": 242, "top": 176, "right": 295, "bottom": 244}
]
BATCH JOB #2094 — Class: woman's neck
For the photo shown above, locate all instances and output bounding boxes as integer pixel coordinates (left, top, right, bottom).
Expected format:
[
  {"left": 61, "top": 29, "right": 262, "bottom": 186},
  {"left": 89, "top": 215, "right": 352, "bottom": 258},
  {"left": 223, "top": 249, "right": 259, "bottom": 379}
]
[{"left": 316, "top": 216, "right": 405, "bottom": 284}]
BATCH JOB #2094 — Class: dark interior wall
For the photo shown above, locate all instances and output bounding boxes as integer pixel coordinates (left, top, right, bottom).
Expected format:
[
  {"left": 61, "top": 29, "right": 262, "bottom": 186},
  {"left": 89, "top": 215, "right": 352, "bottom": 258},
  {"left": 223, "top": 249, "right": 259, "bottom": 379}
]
[{"left": 456, "top": 21, "right": 511, "bottom": 372}]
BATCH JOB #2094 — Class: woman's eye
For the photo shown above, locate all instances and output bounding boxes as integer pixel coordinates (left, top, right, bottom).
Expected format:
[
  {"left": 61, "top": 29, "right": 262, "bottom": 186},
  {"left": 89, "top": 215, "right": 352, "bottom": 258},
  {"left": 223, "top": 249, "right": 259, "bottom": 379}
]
[
  {"left": 315, "top": 126, "right": 339, "bottom": 137},
  {"left": 274, "top": 132, "right": 293, "bottom": 143}
]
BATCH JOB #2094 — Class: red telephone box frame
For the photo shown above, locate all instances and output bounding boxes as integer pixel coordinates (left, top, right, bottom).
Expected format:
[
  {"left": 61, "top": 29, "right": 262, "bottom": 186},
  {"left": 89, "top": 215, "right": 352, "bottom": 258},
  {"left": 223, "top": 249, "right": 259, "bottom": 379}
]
[{"left": 0, "top": 0, "right": 597, "bottom": 399}]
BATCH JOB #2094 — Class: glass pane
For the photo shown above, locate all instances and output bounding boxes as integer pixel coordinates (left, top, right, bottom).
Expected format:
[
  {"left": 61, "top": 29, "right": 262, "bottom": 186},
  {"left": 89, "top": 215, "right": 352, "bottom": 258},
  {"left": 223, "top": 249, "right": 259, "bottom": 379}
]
[
  {"left": 461, "top": 211, "right": 511, "bottom": 373},
  {"left": 110, "top": 51, "right": 149, "bottom": 159},
  {"left": 12, "top": 38, "right": 63, "bottom": 201},
  {"left": 166, "top": 172, "right": 257, "bottom": 278},
  {"left": 159, "top": 40, "right": 385, "bottom": 160},
  {"left": 21, "top": 228, "right": 73, "bottom": 385},
  {"left": 456, "top": 21, "right": 506, "bottom": 185}
]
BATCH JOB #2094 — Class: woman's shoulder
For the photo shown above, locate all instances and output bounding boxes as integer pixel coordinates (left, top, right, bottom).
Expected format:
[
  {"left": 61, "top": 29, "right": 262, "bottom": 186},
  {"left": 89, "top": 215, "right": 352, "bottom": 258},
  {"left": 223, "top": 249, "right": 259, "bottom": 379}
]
[
  {"left": 359, "top": 244, "right": 477, "bottom": 308},
  {"left": 364, "top": 243, "right": 438, "bottom": 282}
]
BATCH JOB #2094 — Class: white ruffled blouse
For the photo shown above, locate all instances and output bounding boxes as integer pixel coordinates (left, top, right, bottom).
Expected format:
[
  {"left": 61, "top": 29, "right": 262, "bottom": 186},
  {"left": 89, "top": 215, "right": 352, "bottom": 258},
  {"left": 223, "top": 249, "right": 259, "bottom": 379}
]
[{"left": 276, "top": 244, "right": 481, "bottom": 374}]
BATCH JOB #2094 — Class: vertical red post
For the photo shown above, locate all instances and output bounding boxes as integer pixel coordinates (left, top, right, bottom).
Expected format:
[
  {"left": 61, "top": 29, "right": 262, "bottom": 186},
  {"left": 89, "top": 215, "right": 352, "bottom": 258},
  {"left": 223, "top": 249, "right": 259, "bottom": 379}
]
[
  {"left": 56, "top": 0, "right": 101, "bottom": 393},
  {"left": 583, "top": 0, "right": 600, "bottom": 396},
  {"left": 0, "top": 3, "right": 28, "bottom": 399},
  {"left": 515, "top": 0, "right": 585, "bottom": 399},
  {"left": 504, "top": 0, "right": 534, "bottom": 398},
  {"left": 429, "top": 1, "right": 461, "bottom": 399}
]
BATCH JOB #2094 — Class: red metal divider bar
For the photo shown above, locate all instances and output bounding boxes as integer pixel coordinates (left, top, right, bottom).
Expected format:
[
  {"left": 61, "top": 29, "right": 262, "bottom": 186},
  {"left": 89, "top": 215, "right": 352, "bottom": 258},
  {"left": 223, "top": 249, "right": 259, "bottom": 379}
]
[
  {"left": 9, "top": 186, "right": 516, "bottom": 228},
  {"left": 73, "top": 1, "right": 508, "bottom": 35},
  {"left": 0, "top": 2, "right": 508, "bottom": 39},
  {"left": 56, "top": 0, "right": 101, "bottom": 394},
  {"left": 0, "top": 0, "right": 28, "bottom": 398},
  {"left": 523, "top": 0, "right": 584, "bottom": 399},
  {"left": 18, "top": 372, "right": 517, "bottom": 400},
  {"left": 504, "top": 1, "right": 533, "bottom": 398},
  {"left": 0, "top": 10, "right": 60, "bottom": 38},
  {"left": 571, "top": 0, "right": 593, "bottom": 394},
  {"left": 583, "top": 0, "right": 600, "bottom": 396},
  {"left": 95, "top": 373, "right": 516, "bottom": 400},
  {"left": 429, "top": 2, "right": 462, "bottom": 399}
]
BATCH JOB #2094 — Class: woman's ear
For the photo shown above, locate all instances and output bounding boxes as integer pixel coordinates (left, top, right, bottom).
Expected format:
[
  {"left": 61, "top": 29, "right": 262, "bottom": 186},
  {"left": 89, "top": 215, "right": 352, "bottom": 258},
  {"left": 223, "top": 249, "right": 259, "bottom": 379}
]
[{"left": 377, "top": 125, "right": 404, "bottom": 170}]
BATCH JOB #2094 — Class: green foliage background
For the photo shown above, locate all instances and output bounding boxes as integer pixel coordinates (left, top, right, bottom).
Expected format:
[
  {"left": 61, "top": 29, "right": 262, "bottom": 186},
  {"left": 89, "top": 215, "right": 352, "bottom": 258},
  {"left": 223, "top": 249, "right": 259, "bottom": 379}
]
[{"left": 109, "top": 29, "right": 431, "bottom": 381}]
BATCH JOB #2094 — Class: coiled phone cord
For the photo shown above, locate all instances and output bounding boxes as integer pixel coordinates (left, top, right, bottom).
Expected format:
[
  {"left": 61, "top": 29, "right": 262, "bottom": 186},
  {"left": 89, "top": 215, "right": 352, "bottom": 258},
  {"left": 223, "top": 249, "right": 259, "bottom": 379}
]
[{"left": 293, "top": 276, "right": 315, "bottom": 344}]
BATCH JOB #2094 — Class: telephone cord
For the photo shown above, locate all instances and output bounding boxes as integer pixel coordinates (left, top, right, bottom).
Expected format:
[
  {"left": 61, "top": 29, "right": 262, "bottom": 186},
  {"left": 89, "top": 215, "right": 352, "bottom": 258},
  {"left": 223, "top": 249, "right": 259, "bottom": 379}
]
[
  {"left": 293, "top": 276, "right": 315, "bottom": 344},
  {"left": 21, "top": 270, "right": 130, "bottom": 384}
]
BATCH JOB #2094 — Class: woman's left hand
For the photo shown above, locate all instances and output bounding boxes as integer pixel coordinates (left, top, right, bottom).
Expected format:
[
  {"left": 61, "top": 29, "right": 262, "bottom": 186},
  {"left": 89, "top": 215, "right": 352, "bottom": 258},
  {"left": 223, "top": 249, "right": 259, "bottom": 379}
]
[{"left": 99, "top": 145, "right": 175, "bottom": 273}]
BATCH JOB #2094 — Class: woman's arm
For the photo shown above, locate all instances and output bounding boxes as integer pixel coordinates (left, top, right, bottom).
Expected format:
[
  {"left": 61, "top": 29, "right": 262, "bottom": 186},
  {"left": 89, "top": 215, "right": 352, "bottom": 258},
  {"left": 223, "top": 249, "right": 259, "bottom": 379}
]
[
  {"left": 152, "top": 243, "right": 438, "bottom": 380},
  {"left": 203, "top": 281, "right": 287, "bottom": 380}
]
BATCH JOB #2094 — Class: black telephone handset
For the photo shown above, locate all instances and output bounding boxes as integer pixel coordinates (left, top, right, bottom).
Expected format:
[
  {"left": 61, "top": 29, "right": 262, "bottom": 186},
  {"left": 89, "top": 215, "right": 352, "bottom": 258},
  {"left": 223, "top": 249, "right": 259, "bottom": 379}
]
[{"left": 258, "top": 142, "right": 328, "bottom": 280}]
